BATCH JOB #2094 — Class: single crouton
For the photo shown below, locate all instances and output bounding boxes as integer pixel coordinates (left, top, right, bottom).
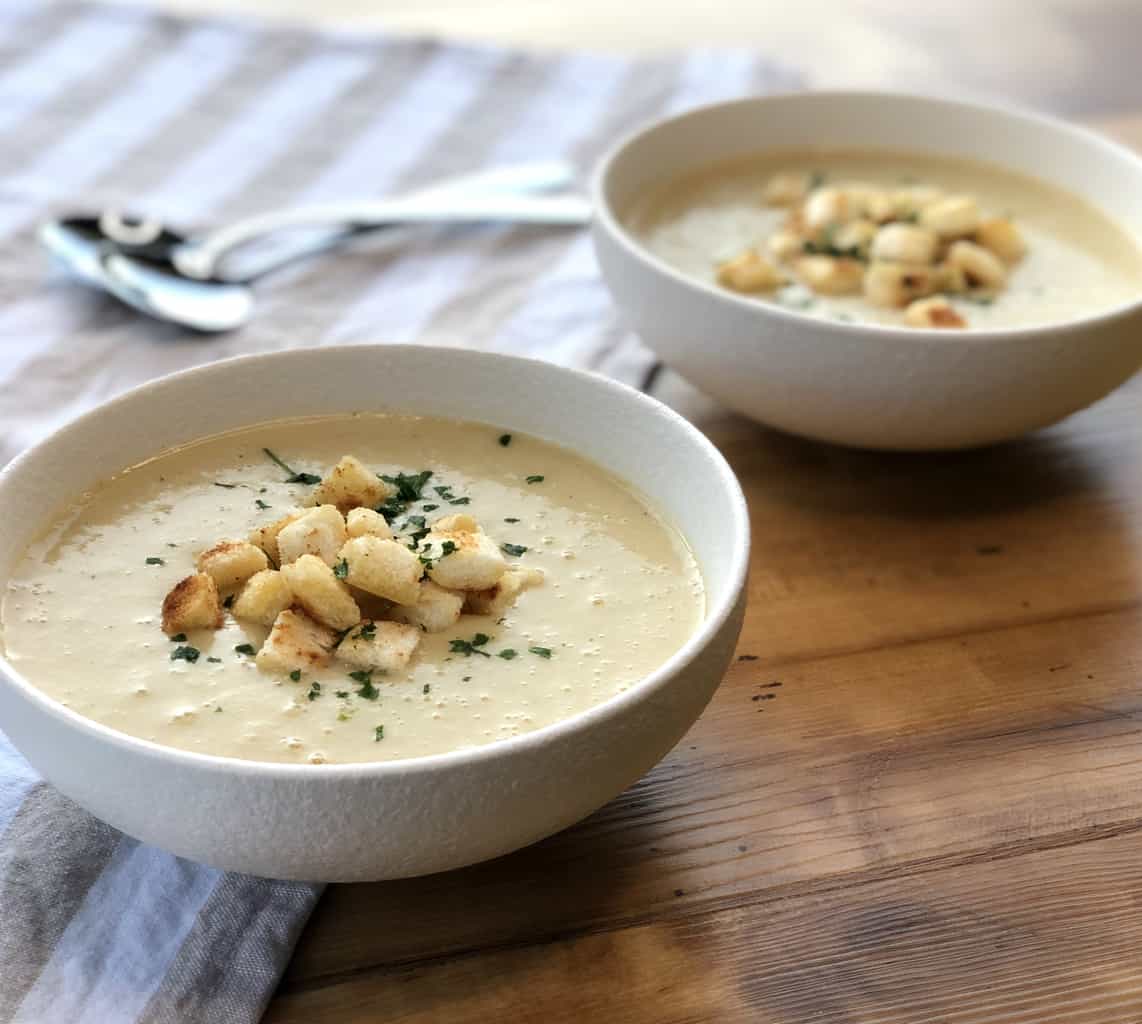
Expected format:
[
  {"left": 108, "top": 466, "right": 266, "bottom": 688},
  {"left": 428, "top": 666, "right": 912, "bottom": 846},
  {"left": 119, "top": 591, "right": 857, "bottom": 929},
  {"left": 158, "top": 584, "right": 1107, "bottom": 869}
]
[
  {"left": 249, "top": 511, "right": 304, "bottom": 566},
  {"left": 339, "top": 536, "right": 421, "bottom": 605},
  {"left": 423, "top": 527, "right": 506, "bottom": 591},
  {"left": 307, "top": 455, "right": 391, "bottom": 513},
  {"left": 392, "top": 580, "right": 465, "bottom": 633},
  {"left": 277, "top": 505, "right": 347, "bottom": 567},
  {"left": 335, "top": 620, "right": 421, "bottom": 673},
  {"left": 345, "top": 507, "right": 393, "bottom": 540},
  {"left": 280, "top": 554, "right": 361, "bottom": 631},
  {"left": 195, "top": 540, "right": 269, "bottom": 589},
  {"left": 255, "top": 609, "right": 336, "bottom": 675},
  {"left": 431, "top": 512, "right": 479, "bottom": 534},
  {"left": 231, "top": 569, "right": 292, "bottom": 626},
  {"left": 465, "top": 567, "right": 544, "bottom": 618},
  {"left": 161, "top": 573, "right": 223, "bottom": 635}
]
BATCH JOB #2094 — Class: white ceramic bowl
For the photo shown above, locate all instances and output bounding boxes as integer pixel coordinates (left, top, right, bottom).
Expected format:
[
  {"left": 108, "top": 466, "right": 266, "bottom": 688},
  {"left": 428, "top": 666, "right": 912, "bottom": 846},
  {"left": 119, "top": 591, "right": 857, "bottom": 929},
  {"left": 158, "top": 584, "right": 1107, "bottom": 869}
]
[
  {"left": 592, "top": 91, "right": 1142, "bottom": 450},
  {"left": 0, "top": 346, "right": 748, "bottom": 881}
]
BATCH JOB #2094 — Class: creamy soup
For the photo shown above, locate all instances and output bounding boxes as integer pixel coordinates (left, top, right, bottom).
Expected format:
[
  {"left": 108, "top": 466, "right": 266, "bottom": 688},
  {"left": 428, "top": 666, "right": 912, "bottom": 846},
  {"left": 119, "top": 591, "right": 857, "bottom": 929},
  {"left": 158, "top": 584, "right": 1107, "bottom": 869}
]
[
  {"left": 629, "top": 150, "right": 1142, "bottom": 329},
  {"left": 0, "top": 416, "right": 703, "bottom": 764}
]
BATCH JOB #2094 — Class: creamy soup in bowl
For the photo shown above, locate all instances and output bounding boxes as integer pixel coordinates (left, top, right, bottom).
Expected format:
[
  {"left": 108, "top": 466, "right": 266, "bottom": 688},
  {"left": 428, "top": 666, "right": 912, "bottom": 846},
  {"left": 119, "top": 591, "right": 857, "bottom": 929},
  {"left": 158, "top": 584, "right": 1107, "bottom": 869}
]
[{"left": 0, "top": 346, "right": 748, "bottom": 880}]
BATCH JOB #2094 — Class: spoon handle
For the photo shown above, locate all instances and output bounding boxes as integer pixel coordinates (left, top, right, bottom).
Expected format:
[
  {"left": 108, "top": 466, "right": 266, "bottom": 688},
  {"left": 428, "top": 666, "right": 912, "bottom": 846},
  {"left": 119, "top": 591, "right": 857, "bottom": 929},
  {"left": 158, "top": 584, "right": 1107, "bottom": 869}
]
[{"left": 178, "top": 188, "right": 591, "bottom": 280}]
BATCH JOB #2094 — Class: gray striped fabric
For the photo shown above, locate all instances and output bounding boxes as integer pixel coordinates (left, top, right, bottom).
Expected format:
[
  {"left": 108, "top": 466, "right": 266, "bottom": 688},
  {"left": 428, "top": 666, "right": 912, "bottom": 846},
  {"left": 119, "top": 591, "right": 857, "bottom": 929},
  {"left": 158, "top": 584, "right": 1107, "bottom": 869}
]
[{"left": 0, "top": 3, "right": 802, "bottom": 1020}]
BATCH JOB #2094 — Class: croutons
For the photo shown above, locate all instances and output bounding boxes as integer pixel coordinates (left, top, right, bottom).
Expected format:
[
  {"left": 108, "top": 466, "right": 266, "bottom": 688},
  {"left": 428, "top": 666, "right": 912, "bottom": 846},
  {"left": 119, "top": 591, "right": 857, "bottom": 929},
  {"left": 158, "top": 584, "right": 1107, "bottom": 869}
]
[
  {"left": 307, "top": 455, "right": 391, "bottom": 513},
  {"left": 280, "top": 554, "right": 361, "bottom": 631},
  {"left": 161, "top": 573, "right": 223, "bottom": 635},
  {"left": 422, "top": 526, "right": 506, "bottom": 591},
  {"left": 249, "top": 511, "right": 304, "bottom": 566},
  {"left": 339, "top": 536, "right": 421, "bottom": 605},
  {"left": 255, "top": 609, "right": 335, "bottom": 675},
  {"left": 796, "top": 255, "right": 864, "bottom": 296},
  {"left": 975, "top": 217, "right": 1025, "bottom": 264},
  {"left": 391, "top": 580, "right": 465, "bottom": 633},
  {"left": 276, "top": 505, "right": 347, "bottom": 567},
  {"left": 465, "top": 567, "right": 544, "bottom": 618},
  {"left": 832, "top": 218, "right": 878, "bottom": 256},
  {"left": 804, "top": 187, "right": 858, "bottom": 230},
  {"left": 432, "top": 513, "right": 479, "bottom": 534},
  {"left": 715, "top": 249, "right": 784, "bottom": 293},
  {"left": 767, "top": 230, "right": 804, "bottom": 263},
  {"left": 345, "top": 507, "right": 393, "bottom": 540},
  {"left": 863, "top": 262, "right": 936, "bottom": 308},
  {"left": 195, "top": 540, "right": 269, "bottom": 589},
  {"left": 946, "top": 240, "right": 1007, "bottom": 290},
  {"left": 904, "top": 296, "right": 966, "bottom": 328},
  {"left": 919, "top": 195, "right": 980, "bottom": 239},
  {"left": 763, "top": 172, "right": 808, "bottom": 207},
  {"left": 231, "top": 569, "right": 292, "bottom": 626},
  {"left": 870, "top": 223, "right": 939, "bottom": 265},
  {"left": 335, "top": 620, "right": 421, "bottom": 673}
]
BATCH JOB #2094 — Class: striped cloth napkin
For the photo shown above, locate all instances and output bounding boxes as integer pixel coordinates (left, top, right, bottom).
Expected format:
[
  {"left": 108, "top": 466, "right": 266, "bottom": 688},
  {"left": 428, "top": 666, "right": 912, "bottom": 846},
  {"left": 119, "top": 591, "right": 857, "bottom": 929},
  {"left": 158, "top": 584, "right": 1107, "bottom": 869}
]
[{"left": 0, "top": 2, "right": 801, "bottom": 1020}]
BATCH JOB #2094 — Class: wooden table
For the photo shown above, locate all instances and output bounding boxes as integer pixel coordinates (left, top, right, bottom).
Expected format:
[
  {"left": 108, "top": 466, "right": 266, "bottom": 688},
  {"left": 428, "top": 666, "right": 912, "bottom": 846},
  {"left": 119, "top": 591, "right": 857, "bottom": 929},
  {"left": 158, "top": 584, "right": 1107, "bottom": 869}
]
[{"left": 260, "top": 115, "right": 1142, "bottom": 1022}]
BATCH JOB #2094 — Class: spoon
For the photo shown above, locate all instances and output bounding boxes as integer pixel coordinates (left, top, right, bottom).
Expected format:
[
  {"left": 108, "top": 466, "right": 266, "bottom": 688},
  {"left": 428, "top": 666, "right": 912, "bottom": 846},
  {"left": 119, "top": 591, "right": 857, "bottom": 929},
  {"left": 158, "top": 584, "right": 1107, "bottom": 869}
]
[{"left": 41, "top": 161, "right": 590, "bottom": 333}]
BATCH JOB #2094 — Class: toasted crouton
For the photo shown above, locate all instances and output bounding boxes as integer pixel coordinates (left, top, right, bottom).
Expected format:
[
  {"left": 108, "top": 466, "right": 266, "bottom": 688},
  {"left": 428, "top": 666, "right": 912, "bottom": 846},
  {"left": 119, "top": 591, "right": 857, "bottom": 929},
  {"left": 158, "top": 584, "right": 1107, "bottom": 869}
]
[
  {"left": 161, "top": 573, "right": 223, "bottom": 635},
  {"left": 195, "top": 540, "right": 269, "bottom": 589},
  {"left": 255, "top": 609, "right": 335, "bottom": 675},
  {"left": 431, "top": 512, "right": 478, "bottom": 534},
  {"left": 335, "top": 620, "right": 421, "bottom": 673},
  {"left": 231, "top": 569, "right": 292, "bottom": 626},
  {"left": 276, "top": 505, "right": 347, "bottom": 567},
  {"left": 339, "top": 536, "right": 421, "bottom": 605},
  {"left": 280, "top": 554, "right": 361, "bottom": 631},
  {"left": 423, "top": 527, "right": 506, "bottom": 591},
  {"left": 345, "top": 507, "right": 393, "bottom": 540},
  {"left": 249, "top": 510, "right": 304, "bottom": 567},
  {"left": 465, "top": 567, "right": 544, "bottom": 618},
  {"left": 307, "top": 455, "right": 391, "bottom": 513},
  {"left": 392, "top": 580, "right": 464, "bottom": 633}
]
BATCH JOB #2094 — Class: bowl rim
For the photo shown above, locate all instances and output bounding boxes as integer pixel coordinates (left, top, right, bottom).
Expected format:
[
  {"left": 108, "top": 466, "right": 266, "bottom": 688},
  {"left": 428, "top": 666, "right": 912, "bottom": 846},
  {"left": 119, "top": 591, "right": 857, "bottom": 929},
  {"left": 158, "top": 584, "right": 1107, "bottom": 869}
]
[
  {"left": 0, "top": 344, "right": 751, "bottom": 779},
  {"left": 591, "top": 88, "right": 1142, "bottom": 343}
]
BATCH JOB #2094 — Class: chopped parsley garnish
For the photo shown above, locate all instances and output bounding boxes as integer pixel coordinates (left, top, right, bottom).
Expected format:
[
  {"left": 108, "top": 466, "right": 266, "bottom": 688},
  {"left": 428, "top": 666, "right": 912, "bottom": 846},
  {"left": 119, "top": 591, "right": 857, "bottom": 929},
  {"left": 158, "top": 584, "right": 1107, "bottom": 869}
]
[
  {"left": 440, "top": 540, "right": 457, "bottom": 557},
  {"left": 263, "top": 447, "right": 320, "bottom": 485},
  {"left": 432, "top": 484, "right": 472, "bottom": 506},
  {"left": 462, "top": 675, "right": 471, "bottom": 682},
  {"left": 499, "top": 434, "right": 512, "bottom": 447},
  {"left": 421, "top": 504, "right": 439, "bottom": 512},
  {"left": 215, "top": 705, "right": 223, "bottom": 712},
  {"left": 169, "top": 633, "right": 187, "bottom": 643},
  {"left": 448, "top": 496, "right": 470, "bottom": 506},
  {"left": 381, "top": 470, "right": 433, "bottom": 502},
  {"left": 207, "top": 656, "right": 222, "bottom": 664},
  {"left": 234, "top": 643, "right": 256, "bottom": 656},
  {"left": 501, "top": 542, "right": 528, "bottom": 557},
  {"left": 498, "top": 648, "right": 518, "bottom": 660},
  {"left": 255, "top": 499, "right": 271, "bottom": 510},
  {"left": 449, "top": 633, "right": 491, "bottom": 658},
  {"left": 170, "top": 645, "right": 199, "bottom": 663},
  {"left": 349, "top": 670, "right": 380, "bottom": 699},
  {"left": 307, "top": 682, "right": 322, "bottom": 701},
  {"left": 422, "top": 683, "right": 431, "bottom": 695},
  {"left": 525, "top": 475, "right": 544, "bottom": 484},
  {"left": 289, "top": 669, "right": 302, "bottom": 682},
  {"left": 504, "top": 517, "right": 520, "bottom": 524},
  {"left": 374, "top": 725, "right": 385, "bottom": 742},
  {"left": 213, "top": 481, "right": 238, "bottom": 489},
  {"left": 406, "top": 515, "right": 426, "bottom": 530},
  {"left": 355, "top": 622, "right": 376, "bottom": 640},
  {"left": 377, "top": 496, "right": 406, "bottom": 524},
  {"left": 529, "top": 646, "right": 553, "bottom": 659},
  {"left": 335, "top": 690, "right": 350, "bottom": 699},
  {"left": 333, "top": 558, "right": 349, "bottom": 580},
  {"left": 145, "top": 556, "right": 164, "bottom": 566}
]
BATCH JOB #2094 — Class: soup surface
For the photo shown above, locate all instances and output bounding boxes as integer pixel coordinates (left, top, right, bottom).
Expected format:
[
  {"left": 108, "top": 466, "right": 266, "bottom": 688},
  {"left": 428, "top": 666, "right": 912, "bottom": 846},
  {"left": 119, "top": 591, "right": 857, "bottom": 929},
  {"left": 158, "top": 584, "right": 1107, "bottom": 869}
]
[
  {"left": 0, "top": 416, "right": 703, "bottom": 764},
  {"left": 628, "top": 149, "right": 1142, "bottom": 329}
]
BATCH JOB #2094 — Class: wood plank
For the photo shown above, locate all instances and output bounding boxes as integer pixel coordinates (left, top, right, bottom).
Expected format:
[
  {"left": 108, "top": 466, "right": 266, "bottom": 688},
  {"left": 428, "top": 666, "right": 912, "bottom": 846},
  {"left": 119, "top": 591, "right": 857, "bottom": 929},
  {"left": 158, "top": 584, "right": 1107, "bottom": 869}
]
[
  {"left": 280, "top": 599, "right": 1142, "bottom": 983},
  {"left": 267, "top": 827, "right": 1142, "bottom": 1023}
]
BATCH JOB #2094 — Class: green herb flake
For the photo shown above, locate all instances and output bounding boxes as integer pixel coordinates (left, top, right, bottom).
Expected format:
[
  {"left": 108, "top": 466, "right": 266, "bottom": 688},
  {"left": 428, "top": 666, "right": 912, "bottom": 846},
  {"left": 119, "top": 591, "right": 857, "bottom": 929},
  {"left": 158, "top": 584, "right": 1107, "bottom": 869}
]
[
  {"left": 170, "top": 645, "right": 200, "bottom": 663},
  {"left": 422, "top": 683, "right": 431, "bottom": 695},
  {"left": 525, "top": 475, "right": 544, "bottom": 484},
  {"left": 262, "top": 447, "right": 320, "bottom": 485},
  {"left": 335, "top": 690, "right": 350, "bottom": 699},
  {"left": 349, "top": 670, "right": 380, "bottom": 700},
  {"left": 504, "top": 517, "right": 520, "bottom": 524},
  {"left": 307, "top": 682, "right": 322, "bottom": 701},
  {"left": 499, "top": 434, "right": 512, "bottom": 447},
  {"left": 449, "top": 634, "right": 492, "bottom": 658},
  {"left": 333, "top": 558, "right": 349, "bottom": 580},
  {"left": 501, "top": 542, "right": 528, "bottom": 557},
  {"left": 213, "top": 481, "right": 238, "bottom": 490},
  {"left": 529, "top": 646, "right": 553, "bottom": 659},
  {"left": 381, "top": 470, "right": 433, "bottom": 502},
  {"left": 421, "top": 503, "right": 439, "bottom": 512},
  {"left": 440, "top": 540, "right": 458, "bottom": 557},
  {"left": 374, "top": 725, "right": 385, "bottom": 742},
  {"left": 289, "top": 669, "right": 302, "bottom": 682},
  {"left": 448, "top": 496, "right": 471, "bottom": 506},
  {"left": 356, "top": 621, "right": 376, "bottom": 640},
  {"left": 462, "top": 675, "right": 471, "bottom": 682},
  {"left": 498, "top": 648, "right": 518, "bottom": 660},
  {"left": 169, "top": 633, "right": 187, "bottom": 643},
  {"left": 234, "top": 643, "right": 256, "bottom": 656},
  {"left": 145, "top": 556, "right": 165, "bottom": 566},
  {"left": 255, "top": 499, "right": 272, "bottom": 510},
  {"left": 207, "top": 656, "right": 222, "bottom": 664}
]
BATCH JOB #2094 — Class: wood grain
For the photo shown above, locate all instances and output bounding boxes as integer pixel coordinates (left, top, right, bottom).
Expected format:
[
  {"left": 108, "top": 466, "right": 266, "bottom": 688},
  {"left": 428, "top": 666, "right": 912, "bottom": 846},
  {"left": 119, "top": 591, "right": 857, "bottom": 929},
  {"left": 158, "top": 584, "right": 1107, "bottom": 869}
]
[{"left": 264, "top": 118, "right": 1142, "bottom": 1024}]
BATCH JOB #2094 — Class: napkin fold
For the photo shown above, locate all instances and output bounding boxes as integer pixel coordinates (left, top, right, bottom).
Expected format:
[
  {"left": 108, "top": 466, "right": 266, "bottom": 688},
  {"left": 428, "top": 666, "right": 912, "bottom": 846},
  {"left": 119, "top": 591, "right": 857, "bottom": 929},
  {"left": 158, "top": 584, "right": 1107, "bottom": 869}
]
[{"left": 0, "top": 2, "right": 801, "bottom": 1020}]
